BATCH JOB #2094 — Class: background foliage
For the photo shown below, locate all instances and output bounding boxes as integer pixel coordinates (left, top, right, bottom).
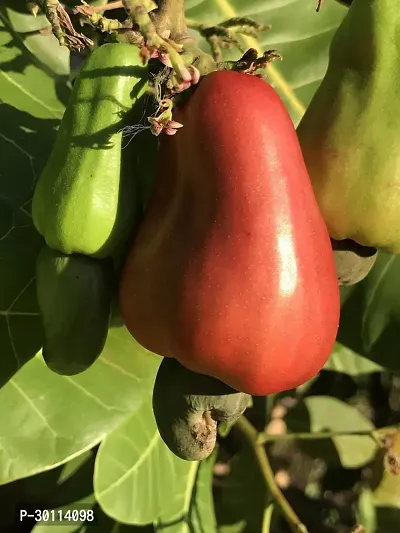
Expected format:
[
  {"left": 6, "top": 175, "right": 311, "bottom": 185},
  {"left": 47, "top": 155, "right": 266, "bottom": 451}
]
[{"left": 0, "top": 1, "right": 399, "bottom": 532}]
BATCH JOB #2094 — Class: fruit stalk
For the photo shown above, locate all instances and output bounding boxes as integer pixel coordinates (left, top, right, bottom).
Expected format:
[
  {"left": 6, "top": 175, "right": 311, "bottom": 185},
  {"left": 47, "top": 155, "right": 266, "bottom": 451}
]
[{"left": 236, "top": 416, "right": 308, "bottom": 533}]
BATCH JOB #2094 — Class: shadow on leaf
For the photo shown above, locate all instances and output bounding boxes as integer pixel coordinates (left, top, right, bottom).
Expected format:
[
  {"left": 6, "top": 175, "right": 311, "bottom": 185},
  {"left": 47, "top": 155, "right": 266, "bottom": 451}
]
[{"left": 0, "top": 104, "right": 60, "bottom": 389}]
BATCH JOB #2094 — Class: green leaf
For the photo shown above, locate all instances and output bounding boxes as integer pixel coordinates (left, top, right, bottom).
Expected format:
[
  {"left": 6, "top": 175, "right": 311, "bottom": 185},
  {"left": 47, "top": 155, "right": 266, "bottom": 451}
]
[
  {"left": 0, "top": 327, "right": 160, "bottom": 485},
  {"left": 339, "top": 253, "right": 400, "bottom": 371},
  {"left": 96, "top": 399, "right": 217, "bottom": 530},
  {"left": 285, "top": 396, "right": 378, "bottom": 468},
  {"left": 324, "top": 343, "right": 383, "bottom": 376},
  {"left": 2, "top": 5, "right": 70, "bottom": 77},
  {"left": 189, "top": 452, "right": 218, "bottom": 532},
  {"left": 156, "top": 450, "right": 218, "bottom": 532},
  {"left": 29, "top": 446, "right": 153, "bottom": 532},
  {"left": 0, "top": 5, "right": 69, "bottom": 387},
  {"left": 0, "top": 7, "right": 68, "bottom": 118},
  {"left": 186, "top": 0, "right": 347, "bottom": 124},
  {"left": 94, "top": 397, "right": 197, "bottom": 525}
]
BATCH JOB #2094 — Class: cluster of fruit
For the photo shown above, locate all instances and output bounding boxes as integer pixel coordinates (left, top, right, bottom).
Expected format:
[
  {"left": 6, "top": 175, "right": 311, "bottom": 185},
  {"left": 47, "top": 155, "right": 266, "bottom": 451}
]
[{"left": 32, "top": 0, "right": 395, "bottom": 461}]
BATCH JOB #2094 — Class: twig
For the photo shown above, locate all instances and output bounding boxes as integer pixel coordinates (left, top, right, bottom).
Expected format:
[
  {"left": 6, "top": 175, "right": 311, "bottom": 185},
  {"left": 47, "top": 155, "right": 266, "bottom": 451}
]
[
  {"left": 257, "top": 425, "right": 398, "bottom": 445},
  {"left": 235, "top": 416, "right": 308, "bottom": 533}
]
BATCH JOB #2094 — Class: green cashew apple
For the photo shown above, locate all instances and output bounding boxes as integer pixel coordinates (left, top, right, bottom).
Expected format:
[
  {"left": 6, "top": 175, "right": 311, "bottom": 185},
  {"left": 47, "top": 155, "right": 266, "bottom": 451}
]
[
  {"left": 153, "top": 358, "right": 251, "bottom": 461},
  {"left": 297, "top": 0, "right": 400, "bottom": 254},
  {"left": 32, "top": 43, "right": 148, "bottom": 258},
  {"left": 36, "top": 245, "right": 112, "bottom": 375},
  {"left": 332, "top": 239, "right": 377, "bottom": 286}
]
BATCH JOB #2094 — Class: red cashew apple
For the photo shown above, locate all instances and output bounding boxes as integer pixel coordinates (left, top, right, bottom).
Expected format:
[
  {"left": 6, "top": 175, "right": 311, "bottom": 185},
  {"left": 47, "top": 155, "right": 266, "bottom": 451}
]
[{"left": 119, "top": 70, "right": 340, "bottom": 396}]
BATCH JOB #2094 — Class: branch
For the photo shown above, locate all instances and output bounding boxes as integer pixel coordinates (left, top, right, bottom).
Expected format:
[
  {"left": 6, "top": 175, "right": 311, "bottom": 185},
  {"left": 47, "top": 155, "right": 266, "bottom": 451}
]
[
  {"left": 122, "top": 0, "right": 192, "bottom": 83},
  {"left": 235, "top": 416, "right": 308, "bottom": 533},
  {"left": 151, "top": 0, "right": 187, "bottom": 41}
]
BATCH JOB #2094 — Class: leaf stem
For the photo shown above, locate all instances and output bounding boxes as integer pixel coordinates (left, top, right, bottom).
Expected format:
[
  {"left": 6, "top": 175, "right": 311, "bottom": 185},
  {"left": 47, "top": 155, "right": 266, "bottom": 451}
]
[{"left": 235, "top": 416, "right": 308, "bottom": 533}]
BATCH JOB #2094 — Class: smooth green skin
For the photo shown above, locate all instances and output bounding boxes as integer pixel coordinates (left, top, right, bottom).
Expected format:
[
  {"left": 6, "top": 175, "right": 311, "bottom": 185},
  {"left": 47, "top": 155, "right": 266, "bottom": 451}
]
[
  {"left": 297, "top": 0, "right": 400, "bottom": 254},
  {"left": 153, "top": 358, "right": 251, "bottom": 461},
  {"left": 32, "top": 44, "right": 148, "bottom": 258},
  {"left": 36, "top": 245, "right": 112, "bottom": 375}
]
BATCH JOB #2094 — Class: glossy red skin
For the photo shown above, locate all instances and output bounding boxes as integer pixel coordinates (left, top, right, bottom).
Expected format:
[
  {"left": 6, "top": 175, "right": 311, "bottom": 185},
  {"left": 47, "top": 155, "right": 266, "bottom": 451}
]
[{"left": 119, "top": 70, "right": 340, "bottom": 396}]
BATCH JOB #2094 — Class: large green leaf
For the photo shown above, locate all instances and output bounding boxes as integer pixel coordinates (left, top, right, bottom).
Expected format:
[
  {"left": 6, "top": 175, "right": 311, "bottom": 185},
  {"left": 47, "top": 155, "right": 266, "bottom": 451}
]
[
  {"left": 3, "top": 5, "right": 70, "bottom": 78},
  {"left": 156, "top": 450, "right": 218, "bottom": 532},
  {"left": 31, "top": 427, "right": 217, "bottom": 532},
  {"left": 0, "top": 328, "right": 160, "bottom": 485},
  {"left": 30, "top": 450, "right": 153, "bottom": 533},
  {"left": 95, "top": 397, "right": 217, "bottom": 529},
  {"left": 0, "top": 4, "right": 69, "bottom": 389},
  {"left": 94, "top": 397, "right": 198, "bottom": 525},
  {"left": 0, "top": 5, "right": 68, "bottom": 118}
]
